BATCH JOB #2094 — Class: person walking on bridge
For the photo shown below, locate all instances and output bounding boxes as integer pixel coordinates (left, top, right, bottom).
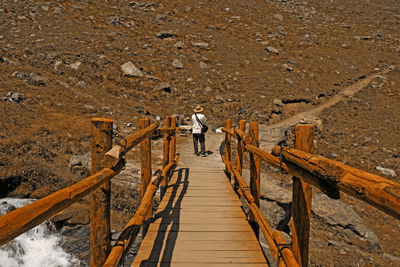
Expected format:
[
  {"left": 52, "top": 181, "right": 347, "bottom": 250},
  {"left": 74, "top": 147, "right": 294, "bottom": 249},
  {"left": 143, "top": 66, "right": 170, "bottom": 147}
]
[{"left": 192, "top": 105, "right": 207, "bottom": 156}]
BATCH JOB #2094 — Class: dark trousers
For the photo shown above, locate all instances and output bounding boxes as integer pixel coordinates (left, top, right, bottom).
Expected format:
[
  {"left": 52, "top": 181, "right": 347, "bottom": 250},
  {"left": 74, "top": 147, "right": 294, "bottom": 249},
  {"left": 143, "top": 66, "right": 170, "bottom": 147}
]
[{"left": 193, "top": 133, "right": 205, "bottom": 154}]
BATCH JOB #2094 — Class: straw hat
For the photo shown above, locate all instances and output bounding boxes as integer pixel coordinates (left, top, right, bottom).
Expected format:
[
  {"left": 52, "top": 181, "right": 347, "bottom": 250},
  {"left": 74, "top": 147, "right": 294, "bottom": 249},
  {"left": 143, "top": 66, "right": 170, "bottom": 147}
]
[{"left": 193, "top": 105, "right": 203, "bottom": 113}]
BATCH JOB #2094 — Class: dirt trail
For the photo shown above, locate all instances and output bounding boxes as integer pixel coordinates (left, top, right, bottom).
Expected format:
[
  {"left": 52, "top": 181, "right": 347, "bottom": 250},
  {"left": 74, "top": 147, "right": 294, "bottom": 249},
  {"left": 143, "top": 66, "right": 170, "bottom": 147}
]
[
  {"left": 177, "top": 68, "right": 391, "bottom": 166},
  {"left": 177, "top": 132, "right": 226, "bottom": 170},
  {"left": 259, "top": 69, "right": 392, "bottom": 151}
]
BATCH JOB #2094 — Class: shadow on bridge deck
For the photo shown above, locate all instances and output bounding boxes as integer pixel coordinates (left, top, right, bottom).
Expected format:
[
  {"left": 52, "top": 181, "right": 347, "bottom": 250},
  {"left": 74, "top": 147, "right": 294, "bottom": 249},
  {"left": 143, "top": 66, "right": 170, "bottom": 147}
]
[{"left": 132, "top": 164, "right": 268, "bottom": 266}]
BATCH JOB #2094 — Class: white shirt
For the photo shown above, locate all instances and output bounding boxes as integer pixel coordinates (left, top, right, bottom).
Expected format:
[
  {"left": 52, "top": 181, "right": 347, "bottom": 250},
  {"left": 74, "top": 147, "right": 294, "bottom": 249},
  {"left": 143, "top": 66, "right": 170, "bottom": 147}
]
[{"left": 192, "top": 113, "right": 206, "bottom": 134}]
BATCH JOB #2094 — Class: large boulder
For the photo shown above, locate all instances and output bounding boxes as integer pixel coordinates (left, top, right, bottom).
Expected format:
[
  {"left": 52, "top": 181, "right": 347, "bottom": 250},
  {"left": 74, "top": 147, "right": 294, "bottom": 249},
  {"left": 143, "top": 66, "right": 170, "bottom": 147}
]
[
  {"left": 69, "top": 152, "right": 91, "bottom": 177},
  {"left": 312, "top": 193, "right": 381, "bottom": 253}
]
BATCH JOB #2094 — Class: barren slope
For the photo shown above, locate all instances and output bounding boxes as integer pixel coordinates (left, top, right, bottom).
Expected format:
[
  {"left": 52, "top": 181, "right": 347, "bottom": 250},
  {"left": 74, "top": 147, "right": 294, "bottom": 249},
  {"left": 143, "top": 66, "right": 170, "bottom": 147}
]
[{"left": 0, "top": 0, "right": 399, "bottom": 266}]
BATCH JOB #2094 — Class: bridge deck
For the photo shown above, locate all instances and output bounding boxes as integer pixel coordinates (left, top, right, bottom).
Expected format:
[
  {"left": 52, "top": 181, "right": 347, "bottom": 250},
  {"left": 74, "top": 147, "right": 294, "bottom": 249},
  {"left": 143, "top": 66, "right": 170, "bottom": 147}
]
[{"left": 132, "top": 165, "right": 268, "bottom": 266}]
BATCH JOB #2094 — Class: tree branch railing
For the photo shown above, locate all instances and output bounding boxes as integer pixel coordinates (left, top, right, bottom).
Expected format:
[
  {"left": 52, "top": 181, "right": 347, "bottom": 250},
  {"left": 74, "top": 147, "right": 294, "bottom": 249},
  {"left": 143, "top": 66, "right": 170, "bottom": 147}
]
[
  {"left": 0, "top": 115, "right": 180, "bottom": 267},
  {"left": 222, "top": 119, "right": 299, "bottom": 267},
  {"left": 222, "top": 119, "right": 400, "bottom": 267},
  {"left": 103, "top": 154, "right": 179, "bottom": 267},
  {"left": 0, "top": 161, "right": 124, "bottom": 246}
]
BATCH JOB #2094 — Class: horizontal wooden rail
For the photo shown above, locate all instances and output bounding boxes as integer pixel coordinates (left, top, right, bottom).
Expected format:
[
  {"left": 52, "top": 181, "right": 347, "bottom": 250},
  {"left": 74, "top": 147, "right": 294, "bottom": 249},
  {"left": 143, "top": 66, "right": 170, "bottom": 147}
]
[
  {"left": 271, "top": 146, "right": 400, "bottom": 220},
  {"left": 225, "top": 158, "right": 299, "bottom": 267},
  {"left": 223, "top": 119, "right": 400, "bottom": 266},
  {"left": 160, "top": 126, "right": 182, "bottom": 135},
  {"left": 102, "top": 122, "right": 160, "bottom": 168},
  {"left": 232, "top": 129, "right": 339, "bottom": 198},
  {"left": 222, "top": 127, "right": 235, "bottom": 136},
  {"left": 104, "top": 155, "right": 179, "bottom": 267},
  {"left": 232, "top": 129, "right": 400, "bottom": 219},
  {"left": 245, "top": 143, "right": 340, "bottom": 198},
  {"left": 0, "top": 160, "right": 124, "bottom": 246}
]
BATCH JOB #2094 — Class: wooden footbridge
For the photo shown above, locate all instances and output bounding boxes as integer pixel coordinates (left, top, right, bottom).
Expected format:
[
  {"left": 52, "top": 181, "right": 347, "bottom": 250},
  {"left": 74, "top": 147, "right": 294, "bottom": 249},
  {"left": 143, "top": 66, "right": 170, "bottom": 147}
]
[
  {"left": 132, "top": 166, "right": 268, "bottom": 266},
  {"left": 1, "top": 116, "right": 400, "bottom": 267}
]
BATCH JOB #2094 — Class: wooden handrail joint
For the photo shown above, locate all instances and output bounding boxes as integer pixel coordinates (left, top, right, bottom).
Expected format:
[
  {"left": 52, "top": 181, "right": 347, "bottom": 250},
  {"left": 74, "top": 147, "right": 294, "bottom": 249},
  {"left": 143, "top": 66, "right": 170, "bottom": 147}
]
[
  {"left": 271, "top": 145, "right": 400, "bottom": 220},
  {"left": 102, "top": 122, "right": 160, "bottom": 169}
]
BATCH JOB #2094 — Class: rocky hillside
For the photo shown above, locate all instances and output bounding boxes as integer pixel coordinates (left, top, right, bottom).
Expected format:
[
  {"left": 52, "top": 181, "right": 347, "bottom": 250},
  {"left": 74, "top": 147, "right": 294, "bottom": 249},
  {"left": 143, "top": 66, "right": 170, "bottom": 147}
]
[{"left": 0, "top": 0, "right": 399, "bottom": 266}]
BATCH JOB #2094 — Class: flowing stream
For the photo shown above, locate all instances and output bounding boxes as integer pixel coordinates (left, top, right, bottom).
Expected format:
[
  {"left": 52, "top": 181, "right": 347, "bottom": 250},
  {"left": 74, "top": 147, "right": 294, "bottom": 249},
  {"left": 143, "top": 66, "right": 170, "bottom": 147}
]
[{"left": 0, "top": 198, "right": 80, "bottom": 267}]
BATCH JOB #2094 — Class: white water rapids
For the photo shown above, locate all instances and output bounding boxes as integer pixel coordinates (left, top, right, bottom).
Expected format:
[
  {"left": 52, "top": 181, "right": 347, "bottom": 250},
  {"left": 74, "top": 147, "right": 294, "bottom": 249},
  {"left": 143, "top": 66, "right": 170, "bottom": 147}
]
[{"left": 0, "top": 198, "right": 80, "bottom": 267}]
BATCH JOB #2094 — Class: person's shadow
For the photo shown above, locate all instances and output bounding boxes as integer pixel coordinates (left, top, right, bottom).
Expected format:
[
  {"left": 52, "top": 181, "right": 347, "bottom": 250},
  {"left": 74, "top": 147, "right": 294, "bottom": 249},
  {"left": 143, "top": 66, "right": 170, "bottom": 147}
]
[
  {"left": 139, "top": 168, "right": 189, "bottom": 266},
  {"left": 203, "top": 150, "right": 213, "bottom": 156}
]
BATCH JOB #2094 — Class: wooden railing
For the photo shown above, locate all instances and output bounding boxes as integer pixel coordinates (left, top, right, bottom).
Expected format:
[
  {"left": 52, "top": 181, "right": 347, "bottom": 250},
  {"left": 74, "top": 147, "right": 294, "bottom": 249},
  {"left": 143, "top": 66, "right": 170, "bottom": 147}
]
[
  {"left": 2, "top": 115, "right": 400, "bottom": 267},
  {"left": 0, "top": 115, "right": 180, "bottom": 267},
  {"left": 221, "top": 119, "right": 400, "bottom": 267}
]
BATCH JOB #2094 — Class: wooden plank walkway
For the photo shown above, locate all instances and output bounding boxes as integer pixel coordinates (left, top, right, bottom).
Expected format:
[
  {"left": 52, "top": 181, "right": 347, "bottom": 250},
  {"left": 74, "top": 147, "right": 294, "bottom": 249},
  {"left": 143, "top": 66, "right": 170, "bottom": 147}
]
[{"left": 132, "top": 167, "right": 268, "bottom": 266}]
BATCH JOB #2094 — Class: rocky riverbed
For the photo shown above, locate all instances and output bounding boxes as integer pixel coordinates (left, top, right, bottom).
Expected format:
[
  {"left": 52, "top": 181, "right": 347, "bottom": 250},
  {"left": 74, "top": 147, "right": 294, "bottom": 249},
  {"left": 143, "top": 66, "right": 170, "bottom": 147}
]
[{"left": 0, "top": 0, "right": 399, "bottom": 266}]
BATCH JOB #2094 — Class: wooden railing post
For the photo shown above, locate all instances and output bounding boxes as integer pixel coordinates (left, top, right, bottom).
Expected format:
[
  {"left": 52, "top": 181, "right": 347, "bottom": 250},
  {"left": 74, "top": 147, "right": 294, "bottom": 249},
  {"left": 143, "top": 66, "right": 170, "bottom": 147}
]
[
  {"left": 163, "top": 116, "right": 172, "bottom": 168},
  {"left": 90, "top": 118, "right": 113, "bottom": 266},
  {"left": 249, "top": 122, "right": 260, "bottom": 238},
  {"left": 235, "top": 120, "right": 246, "bottom": 192},
  {"left": 291, "top": 124, "right": 314, "bottom": 267},
  {"left": 225, "top": 119, "right": 232, "bottom": 182},
  {"left": 161, "top": 116, "right": 172, "bottom": 196},
  {"left": 140, "top": 118, "right": 152, "bottom": 221},
  {"left": 170, "top": 116, "right": 176, "bottom": 160}
]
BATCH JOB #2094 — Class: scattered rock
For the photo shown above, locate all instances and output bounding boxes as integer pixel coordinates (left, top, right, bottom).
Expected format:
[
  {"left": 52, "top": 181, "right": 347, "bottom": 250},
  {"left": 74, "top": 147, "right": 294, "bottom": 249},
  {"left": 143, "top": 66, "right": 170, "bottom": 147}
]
[
  {"left": 0, "top": 202, "right": 17, "bottom": 215},
  {"left": 286, "top": 78, "right": 294, "bottom": 84},
  {"left": 191, "top": 42, "right": 209, "bottom": 49},
  {"left": 174, "top": 41, "right": 186, "bottom": 49},
  {"left": 274, "top": 14, "right": 284, "bottom": 21},
  {"left": 69, "top": 154, "right": 87, "bottom": 168},
  {"left": 84, "top": 104, "right": 95, "bottom": 113},
  {"left": 121, "top": 61, "right": 143, "bottom": 77},
  {"left": 53, "top": 7, "right": 62, "bottom": 15},
  {"left": 54, "top": 61, "right": 62, "bottom": 70},
  {"left": 154, "top": 82, "right": 171, "bottom": 93},
  {"left": 77, "top": 81, "right": 87, "bottom": 89},
  {"left": 172, "top": 59, "right": 183, "bottom": 69},
  {"left": 69, "top": 152, "right": 91, "bottom": 176},
  {"left": 11, "top": 92, "right": 23, "bottom": 103},
  {"left": 136, "top": 106, "right": 150, "bottom": 115},
  {"left": 273, "top": 99, "right": 283, "bottom": 107},
  {"left": 108, "top": 16, "right": 124, "bottom": 25},
  {"left": 69, "top": 61, "right": 81, "bottom": 70},
  {"left": 282, "top": 63, "right": 293, "bottom": 72},
  {"left": 199, "top": 61, "right": 208, "bottom": 69},
  {"left": 375, "top": 32, "right": 383, "bottom": 39},
  {"left": 328, "top": 239, "right": 340, "bottom": 247},
  {"left": 12, "top": 71, "right": 28, "bottom": 79},
  {"left": 266, "top": 46, "right": 279, "bottom": 54},
  {"left": 353, "top": 36, "right": 373, "bottom": 41},
  {"left": 376, "top": 166, "right": 396, "bottom": 177},
  {"left": 29, "top": 72, "right": 49, "bottom": 86},
  {"left": 383, "top": 253, "right": 400, "bottom": 263},
  {"left": 155, "top": 30, "right": 174, "bottom": 39}
]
